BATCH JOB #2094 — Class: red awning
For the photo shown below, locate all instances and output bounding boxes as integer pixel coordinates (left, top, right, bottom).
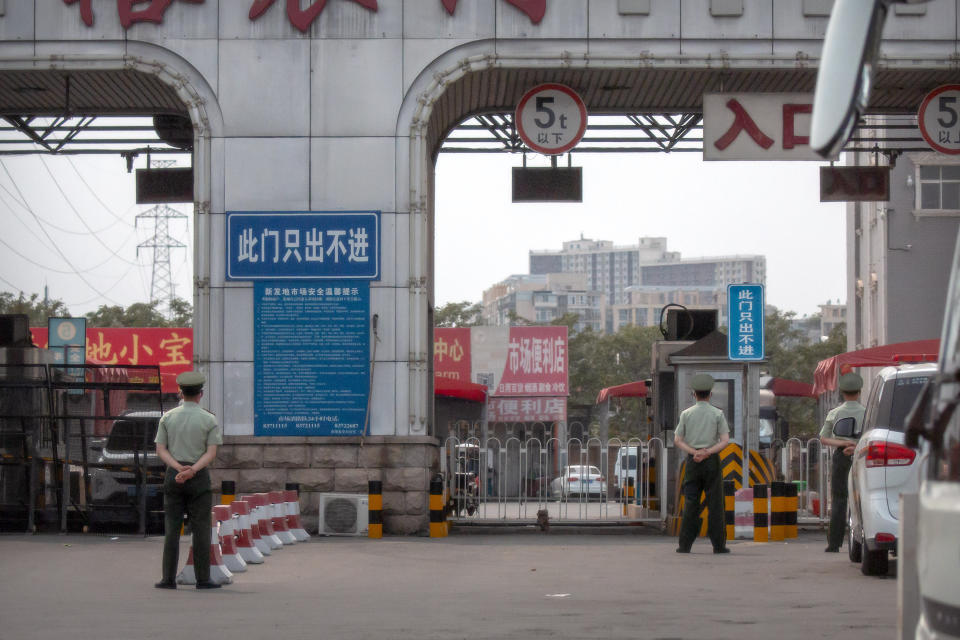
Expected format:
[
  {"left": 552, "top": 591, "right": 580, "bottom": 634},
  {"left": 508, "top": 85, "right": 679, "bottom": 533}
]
[
  {"left": 812, "top": 339, "right": 939, "bottom": 396},
  {"left": 434, "top": 376, "right": 487, "bottom": 403},
  {"left": 595, "top": 381, "right": 648, "bottom": 405},
  {"left": 769, "top": 377, "right": 816, "bottom": 398}
]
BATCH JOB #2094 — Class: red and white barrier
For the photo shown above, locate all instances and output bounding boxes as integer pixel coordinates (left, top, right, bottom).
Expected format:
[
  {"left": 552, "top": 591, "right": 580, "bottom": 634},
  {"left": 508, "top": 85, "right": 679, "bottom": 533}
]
[
  {"left": 176, "top": 511, "right": 234, "bottom": 585},
  {"left": 284, "top": 489, "right": 310, "bottom": 542},
  {"left": 266, "top": 491, "right": 297, "bottom": 545},
  {"left": 231, "top": 500, "right": 265, "bottom": 564},
  {"left": 245, "top": 493, "right": 283, "bottom": 550},
  {"left": 214, "top": 505, "right": 247, "bottom": 573}
]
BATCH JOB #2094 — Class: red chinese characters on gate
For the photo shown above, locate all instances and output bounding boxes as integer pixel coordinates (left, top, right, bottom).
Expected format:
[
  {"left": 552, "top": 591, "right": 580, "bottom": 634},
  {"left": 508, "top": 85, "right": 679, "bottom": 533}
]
[
  {"left": 63, "top": 0, "right": 547, "bottom": 30},
  {"left": 704, "top": 93, "right": 818, "bottom": 160},
  {"left": 495, "top": 326, "right": 567, "bottom": 396},
  {"left": 30, "top": 327, "right": 192, "bottom": 393}
]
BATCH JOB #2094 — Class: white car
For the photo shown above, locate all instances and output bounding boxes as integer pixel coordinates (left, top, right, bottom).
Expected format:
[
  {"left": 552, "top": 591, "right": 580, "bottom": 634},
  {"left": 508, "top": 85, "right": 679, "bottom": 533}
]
[
  {"left": 550, "top": 465, "right": 607, "bottom": 500},
  {"left": 847, "top": 364, "right": 935, "bottom": 576}
]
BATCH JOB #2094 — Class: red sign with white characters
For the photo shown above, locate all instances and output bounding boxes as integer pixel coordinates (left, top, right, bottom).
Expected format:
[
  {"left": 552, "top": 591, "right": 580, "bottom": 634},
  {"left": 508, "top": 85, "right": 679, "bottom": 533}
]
[
  {"left": 434, "top": 327, "right": 471, "bottom": 383},
  {"left": 31, "top": 327, "right": 193, "bottom": 393},
  {"left": 493, "top": 326, "right": 567, "bottom": 396}
]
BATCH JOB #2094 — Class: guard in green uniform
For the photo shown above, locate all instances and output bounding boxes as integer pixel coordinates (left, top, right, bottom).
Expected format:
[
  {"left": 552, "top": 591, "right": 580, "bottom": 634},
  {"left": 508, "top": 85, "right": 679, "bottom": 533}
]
[
  {"left": 154, "top": 371, "right": 223, "bottom": 589},
  {"left": 820, "top": 371, "right": 865, "bottom": 553},
  {"left": 674, "top": 373, "right": 731, "bottom": 554}
]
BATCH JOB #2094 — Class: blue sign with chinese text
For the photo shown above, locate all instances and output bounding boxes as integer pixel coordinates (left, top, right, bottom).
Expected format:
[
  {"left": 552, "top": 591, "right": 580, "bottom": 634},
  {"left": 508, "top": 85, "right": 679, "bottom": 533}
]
[
  {"left": 728, "top": 284, "right": 765, "bottom": 361},
  {"left": 253, "top": 282, "right": 370, "bottom": 436},
  {"left": 226, "top": 211, "right": 380, "bottom": 281}
]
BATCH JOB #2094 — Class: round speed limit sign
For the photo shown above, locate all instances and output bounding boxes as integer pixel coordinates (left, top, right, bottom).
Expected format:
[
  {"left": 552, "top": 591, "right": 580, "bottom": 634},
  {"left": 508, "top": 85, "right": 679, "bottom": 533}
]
[
  {"left": 919, "top": 84, "right": 960, "bottom": 155},
  {"left": 515, "top": 83, "right": 587, "bottom": 155}
]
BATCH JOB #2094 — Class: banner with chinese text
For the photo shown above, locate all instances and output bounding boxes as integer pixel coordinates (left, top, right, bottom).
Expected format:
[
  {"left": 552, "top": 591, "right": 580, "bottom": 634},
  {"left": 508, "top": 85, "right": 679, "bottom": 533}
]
[
  {"left": 434, "top": 327, "right": 471, "bottom": 382},
  {"left": 30, "top": 327, "right": 193, "bottom": 393},
  {"left": 486, "top": 397, "right": 567, "bottom": 423}
]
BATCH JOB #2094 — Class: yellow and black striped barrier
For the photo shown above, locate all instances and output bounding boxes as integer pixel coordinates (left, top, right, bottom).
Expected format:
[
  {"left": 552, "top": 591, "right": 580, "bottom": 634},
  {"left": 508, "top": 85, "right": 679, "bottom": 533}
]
[
  {"left": 368, "top": 480, "right": 383, "bottom": 539},
  {"left": 671, "top": 444, "right": 777, "bottom": 536},
  {"left": 770, "top": 482, "right": 787, "bottom": 541},
  {"left": 623, "top": 477, "right": 635, "bottom": 516},
  {"left": 429, "top": 476, "right": 447, "bottom": 538},
  {"left": 786, "top": 482, "right": 798, "bottom": 538},
  {"left": 221, "top": 480, "right": 236, "bottom": 506},
  {"left": 753, "top": 484, "right": 768, "bottom": 542},
  {"left": 724, "top": 480, "right": 735, "bottom": 541}
]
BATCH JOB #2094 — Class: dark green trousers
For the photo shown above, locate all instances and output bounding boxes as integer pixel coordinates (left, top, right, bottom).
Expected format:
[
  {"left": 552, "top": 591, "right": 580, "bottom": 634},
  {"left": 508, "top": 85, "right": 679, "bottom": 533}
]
[
  {"left": 828, "top": 449, "right": 852, "bottom": 550},
  {"left": 161, "top": 467, "right": 212, "bottom": 583},
  {"left": 678, "top": 454, "right": 726, "bottom": 552}
]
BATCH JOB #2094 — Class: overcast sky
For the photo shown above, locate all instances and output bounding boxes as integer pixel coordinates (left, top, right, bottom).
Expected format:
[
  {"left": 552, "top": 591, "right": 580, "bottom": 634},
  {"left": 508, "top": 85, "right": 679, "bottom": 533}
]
[{"left": 0, "top": 149, "right": 844, "bottom": 319}]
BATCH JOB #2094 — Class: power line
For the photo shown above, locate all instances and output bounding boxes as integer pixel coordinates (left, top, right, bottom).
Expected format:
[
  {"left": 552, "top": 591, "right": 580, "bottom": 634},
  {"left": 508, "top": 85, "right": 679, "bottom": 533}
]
[
  {"left": 66, "top": 156, "right": 135, "bottom": 227},
  {"left": 38, "top": 156, "right": 139, "bottom": 265},
  {"left": 0, "top": 159, "right": 125, "bottom": 306}
]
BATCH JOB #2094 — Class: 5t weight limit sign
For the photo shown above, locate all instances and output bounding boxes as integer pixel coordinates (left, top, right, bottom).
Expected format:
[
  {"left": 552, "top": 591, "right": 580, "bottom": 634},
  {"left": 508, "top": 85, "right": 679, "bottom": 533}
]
[{"left": 516, "top": 83, "right": 587, "bottom": 155}]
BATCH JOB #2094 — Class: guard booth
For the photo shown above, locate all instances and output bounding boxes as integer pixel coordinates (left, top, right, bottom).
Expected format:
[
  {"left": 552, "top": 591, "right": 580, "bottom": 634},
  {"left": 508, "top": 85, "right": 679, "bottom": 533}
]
[{"left": 651, "top": 327, "right": 768, "bottom": 524}]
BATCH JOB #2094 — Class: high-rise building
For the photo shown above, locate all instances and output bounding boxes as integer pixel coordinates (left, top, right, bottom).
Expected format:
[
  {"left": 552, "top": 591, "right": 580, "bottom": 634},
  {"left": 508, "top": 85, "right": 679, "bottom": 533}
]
[
  {"left": 481, "top": 273, "right": 605, "bottom": 333},
  {"left": 529, "top": 236, "right": 764, "bottom": 333}
]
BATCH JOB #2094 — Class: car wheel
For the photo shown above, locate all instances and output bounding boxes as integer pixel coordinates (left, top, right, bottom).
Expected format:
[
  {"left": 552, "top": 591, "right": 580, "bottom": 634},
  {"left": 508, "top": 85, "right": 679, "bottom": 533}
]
[
  {"left": 847, "top": 512, "right": 862, "bottom": 563},
  {"left": 861, "top": 544, "right": 889, "bottom": 576}
]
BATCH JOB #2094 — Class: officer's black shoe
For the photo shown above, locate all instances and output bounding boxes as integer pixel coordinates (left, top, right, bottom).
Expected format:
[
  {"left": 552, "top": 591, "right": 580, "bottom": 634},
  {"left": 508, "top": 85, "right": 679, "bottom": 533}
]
[
  {"left": 676, "top": 547, "right": 690, "bottom": 553},
  {"left": 713, "top": 548, "right": 731, "bottom": 554},
  {"left": 154, "top": 581, "right": 177, "bottom": 589},
  {"left": 824, "top": 546, "right": 840, "bottom": 552},
  {"left": 195, "top": 580, "right": 222, "bottom": 589}
]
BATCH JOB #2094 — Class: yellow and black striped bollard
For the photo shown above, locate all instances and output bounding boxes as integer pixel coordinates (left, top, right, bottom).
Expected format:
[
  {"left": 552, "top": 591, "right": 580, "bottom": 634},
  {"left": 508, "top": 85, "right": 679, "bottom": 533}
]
[
  {"left": 770, "top": 482, "right": 786, "bottom": 541},
  {"left": 753, "top": 484, "right": 768, "bottom": 542},
  {"left": 221, "top": 480, "right": 236, "bottom": 505},
  {"left": 429, "top": 475, "right": 447, "bottom": 538},
  {"left": 723, "top": 480, "right": 735, "bottom": 542},
  {"left": 623, "top": 477, "right": 635, "bottom": 515},
  {"left": 368, "top": 480, "right": 383, "bottom": 539},
  {"left": 786, "top": 482, "right": 799, "bottom": 538}
]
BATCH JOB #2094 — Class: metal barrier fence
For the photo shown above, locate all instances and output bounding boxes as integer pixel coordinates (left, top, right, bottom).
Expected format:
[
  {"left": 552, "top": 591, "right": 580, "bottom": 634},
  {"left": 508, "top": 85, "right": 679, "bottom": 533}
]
[
  {"left": 440, "top": 433, "right": 666, "bottom": 525},
  {"left": 0, "top": 363, "right": 165, "bottom": 534},
  {"left": 780, "top": 437, "right": 831, "bottom": 526}
]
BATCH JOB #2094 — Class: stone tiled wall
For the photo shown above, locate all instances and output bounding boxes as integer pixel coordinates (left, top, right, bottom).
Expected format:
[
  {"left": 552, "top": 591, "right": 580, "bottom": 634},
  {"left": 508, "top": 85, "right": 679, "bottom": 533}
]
[{"left": 210, "top": 436, "right": 439, "bottom": 536}]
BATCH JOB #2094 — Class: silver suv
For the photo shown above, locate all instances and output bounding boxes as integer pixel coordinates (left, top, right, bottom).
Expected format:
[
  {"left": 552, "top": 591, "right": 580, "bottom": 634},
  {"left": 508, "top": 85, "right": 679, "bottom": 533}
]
[
  {"left": 847, "top": 364, "right": 934, "bottom": 576},
  {"left": 89, "top": 411, "right": 164, "bottom": 526}
]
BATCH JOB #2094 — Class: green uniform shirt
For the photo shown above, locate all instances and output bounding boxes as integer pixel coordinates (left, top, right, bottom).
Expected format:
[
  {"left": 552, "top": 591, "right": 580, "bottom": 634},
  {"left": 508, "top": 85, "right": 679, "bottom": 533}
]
[
  {"left": 819, "top": 400, "right": 866, "bottom": 443},
  {"left": 155, "top": 401, "right": 222, "bottom": 464},
  {"left": 675, "top": 401, "right": 729, "bottom": 448}
]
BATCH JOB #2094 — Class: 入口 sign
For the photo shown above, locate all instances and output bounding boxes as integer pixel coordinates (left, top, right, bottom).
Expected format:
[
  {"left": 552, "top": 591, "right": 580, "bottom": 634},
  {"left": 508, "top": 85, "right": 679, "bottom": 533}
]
[{"left": 704, "top": 93, "right": 819, "bottom": 161}]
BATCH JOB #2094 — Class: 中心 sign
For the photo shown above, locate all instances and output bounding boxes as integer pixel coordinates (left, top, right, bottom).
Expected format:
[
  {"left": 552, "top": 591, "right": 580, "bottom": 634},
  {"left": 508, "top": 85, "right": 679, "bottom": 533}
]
[
  {"left": 728, "top": 284, "right": 764, "bottom": 361},
  {"left": 226, "top": 211, "right": 380, "bottom": 281}
]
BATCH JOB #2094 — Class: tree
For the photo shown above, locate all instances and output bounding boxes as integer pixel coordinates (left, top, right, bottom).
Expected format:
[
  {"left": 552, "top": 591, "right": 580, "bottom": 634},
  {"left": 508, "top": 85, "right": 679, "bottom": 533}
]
[
  {"left": 434, "top": 301, "right": 482, "bottom": 327},
  {"left": 0, "top": 291, "right": 72, "bottom": 325},
  {"left": 86, "top": 297, "right": 193, "bottom": 328}
]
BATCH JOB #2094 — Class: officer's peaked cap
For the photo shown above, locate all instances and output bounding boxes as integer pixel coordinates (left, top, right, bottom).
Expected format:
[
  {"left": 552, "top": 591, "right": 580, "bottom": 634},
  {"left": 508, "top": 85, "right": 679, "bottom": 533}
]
[
  {"left": 838, "top": 372, "right": 863, "bottom": 393},
  {"left": 176, "top": 371, "right": 205, "bottom": 388},
  {"left": 691, "top": 373, "right": 715, "bottom": 392}
]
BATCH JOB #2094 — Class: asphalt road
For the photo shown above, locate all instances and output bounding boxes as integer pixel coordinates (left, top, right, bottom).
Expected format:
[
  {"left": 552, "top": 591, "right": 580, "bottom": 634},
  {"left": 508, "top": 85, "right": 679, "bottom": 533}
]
[{"left": 0, "top": 529, "right": 896, "bottom": 640}]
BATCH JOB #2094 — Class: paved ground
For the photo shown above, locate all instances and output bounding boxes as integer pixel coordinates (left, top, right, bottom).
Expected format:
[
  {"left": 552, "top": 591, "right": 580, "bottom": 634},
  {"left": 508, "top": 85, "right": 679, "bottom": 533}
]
[{"left": 0, "top": 528, "right": 897, "bottom": 640}]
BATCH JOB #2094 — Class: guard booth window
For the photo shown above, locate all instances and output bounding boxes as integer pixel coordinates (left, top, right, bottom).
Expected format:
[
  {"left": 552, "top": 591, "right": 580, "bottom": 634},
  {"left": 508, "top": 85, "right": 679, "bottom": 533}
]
[
  {"left": 917, "top": 165, "right": 960, "bottom": 212},
  {"left": 710, "top": 380, "right": 735, "bottom": 441}
]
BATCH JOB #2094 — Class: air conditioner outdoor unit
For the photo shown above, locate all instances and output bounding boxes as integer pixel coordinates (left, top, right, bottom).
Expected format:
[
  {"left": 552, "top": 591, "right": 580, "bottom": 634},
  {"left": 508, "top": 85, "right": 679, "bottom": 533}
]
[{"left": 317, "top": 493, "right": 369, "bottom": 537}]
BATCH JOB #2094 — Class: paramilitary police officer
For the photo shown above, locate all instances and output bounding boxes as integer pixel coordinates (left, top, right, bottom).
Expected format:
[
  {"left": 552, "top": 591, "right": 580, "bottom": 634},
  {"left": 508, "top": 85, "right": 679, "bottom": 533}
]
[
  {"left": 154, "top": 371, "right": 224, "bottom": 589},
  {"left": 820, "top": 371, "right": 865, "bottom": 553},
  {"left": 674, "top": 373, "right": 731, "bottom": 554}
]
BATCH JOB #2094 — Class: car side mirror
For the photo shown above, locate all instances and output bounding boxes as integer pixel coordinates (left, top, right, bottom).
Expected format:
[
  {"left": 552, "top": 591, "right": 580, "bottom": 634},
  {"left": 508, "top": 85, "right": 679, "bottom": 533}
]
[
  {"left": 810, "top": 0, "right": 890, "bottom": 158},
  {"left": 833, "top": 416, "right": 859, "bottom": 439}
]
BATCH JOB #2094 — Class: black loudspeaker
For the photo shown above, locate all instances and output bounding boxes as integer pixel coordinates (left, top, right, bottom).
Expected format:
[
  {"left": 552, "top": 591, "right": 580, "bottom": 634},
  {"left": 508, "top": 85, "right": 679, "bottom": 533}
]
[
  {"left": 665, "top": 309, "right": 717, "bottom": 341},
  {"left": 0, "top": 314, "right": 31, "bottom": 347}
]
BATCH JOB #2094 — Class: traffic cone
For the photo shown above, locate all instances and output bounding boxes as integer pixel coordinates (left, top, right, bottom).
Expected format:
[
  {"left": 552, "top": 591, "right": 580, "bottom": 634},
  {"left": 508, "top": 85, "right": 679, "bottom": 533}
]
[
  {"left": 266, "top": 491, "right": 297, "bottom": 545},
  {"left": 231, "top": 500, "right": 265, "bottom": 564},
  {"left": 214, "top": 505, "right": 247, "bottom": 573},
  {"left": 176, "top": 511, "right": 233, "bottom": 585},
  {"left": 284, "top": 489, "right": 310, "bottom": 542},
  {"left": 249, "top": 493, "right": 283, "bottom": 549},
  {"left": 239, "top": 494, "right": 272, "bottom": 555}
]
